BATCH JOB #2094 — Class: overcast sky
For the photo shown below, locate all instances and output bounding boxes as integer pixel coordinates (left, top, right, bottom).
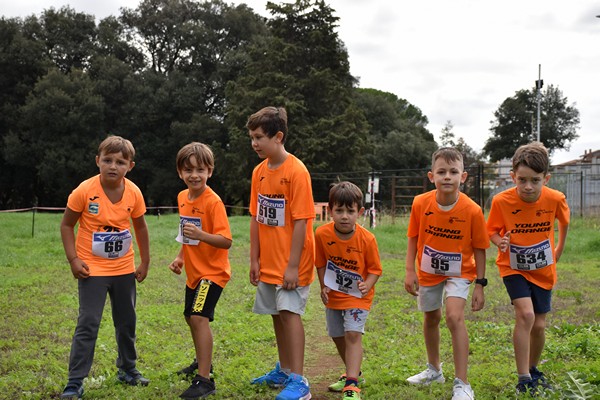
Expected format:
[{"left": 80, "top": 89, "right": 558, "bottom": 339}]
[{"left": 3, "top": 0, "right": 599, "bottom": 164}]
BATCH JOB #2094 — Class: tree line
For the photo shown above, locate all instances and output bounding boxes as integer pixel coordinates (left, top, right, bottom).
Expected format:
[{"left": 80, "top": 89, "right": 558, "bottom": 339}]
[{"left": 0, "top": 0, "right": 579, "bottom": 210}]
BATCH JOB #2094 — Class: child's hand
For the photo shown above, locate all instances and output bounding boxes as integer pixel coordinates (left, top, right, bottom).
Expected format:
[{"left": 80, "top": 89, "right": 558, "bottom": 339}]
[
  {"left": 69, "top": 258, "right": 90, "bottom": 279},
  {"left": 471, "top": 285, "right": 485, "bottom": 311},
  {"left": 358, "top": 280, "right": 371, "bottom": 296},
  {"left": 404, "top": 269, "right": 419, "bottom": 296},
  {"left": 498, "top": 231, "right": 511, "bottom": 253},
  {"left": 135, "top": 263, "right": 149, "bottom": 282},
  {"left": 320, "top": 286, "right": 330, "bottom": 305},
  {"left": 249, "top": 260, "right": 260, "bottom": 286},
  {"left": 282, "top": 267, "right": 299, "bottom": 290},
  {"left": 169, "top": 258, "right": 183, "bottom": 275},
  {"left": 182, "top": 223, "right": 203, "bottom": 241}
]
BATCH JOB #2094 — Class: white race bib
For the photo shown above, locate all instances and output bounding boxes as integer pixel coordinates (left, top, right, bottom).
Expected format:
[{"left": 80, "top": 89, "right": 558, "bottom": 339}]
[
  {"left": 92, "top": 230, "right": 132, "bottom": 259},
  {"left": 176, "top": 216, "right": 202, "bottom": 245},
  {"left": 324, "top": 260, "right": 363, "bottom": 298},
  {"left": 509, "top": 239, "right": 553, "bottom": 271},
  {"left": 256, "top": 194, "right": 285, "bottom": 227},
  {"left": 420, "top": 245, "right": 462, "bottom": 276}
]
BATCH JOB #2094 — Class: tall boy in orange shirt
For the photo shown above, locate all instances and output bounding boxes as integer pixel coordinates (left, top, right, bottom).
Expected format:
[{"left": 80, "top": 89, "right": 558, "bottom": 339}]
[
  {"left": 404, "top": 148, "right": 489, "bottom": 400},
  {"left": 247, "top": 106, "right": 315, "bottom": 400},
  {"left": 315, "top": 181, "right": 382, "bottom": 400},
  {"left": 487, "top": 142, "right": 569, "bottom": 395},
  {"left": 168, "top": 142, "right": 232, "bottom": 399}
]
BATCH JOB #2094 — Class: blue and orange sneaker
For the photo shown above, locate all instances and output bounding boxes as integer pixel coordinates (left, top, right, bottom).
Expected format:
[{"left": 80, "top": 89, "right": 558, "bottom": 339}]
[
  {"left": 275, "top": 373, "right": 311, "bottom": 400},
  {"left": 251, "top": 361, "right": 289, "bottom": 388}
]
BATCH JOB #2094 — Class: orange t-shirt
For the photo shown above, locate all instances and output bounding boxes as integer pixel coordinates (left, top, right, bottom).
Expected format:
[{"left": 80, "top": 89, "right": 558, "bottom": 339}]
[
  {"left": 407, "top": 191, "right": 489, "bottom": 286},
  {"left": 177, "top": 187, "right": 232, "bottom": 289},
  {"left": 67, "top": 175, "right": 146, "bottom": 276},
  {"left": 249, "top": 154, "right": 315, "bottom": 286},
  {"left": 486, "top": 186, "right": 570, "bottom": 290},
  {"left": 315, "top": 222, "right": 382, "bottom": 310}
]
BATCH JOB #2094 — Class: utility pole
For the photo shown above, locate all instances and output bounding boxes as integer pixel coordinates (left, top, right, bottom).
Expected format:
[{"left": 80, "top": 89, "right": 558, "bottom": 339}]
[{"left": 535, "top": 64, "right": 543, "bottom": 142}]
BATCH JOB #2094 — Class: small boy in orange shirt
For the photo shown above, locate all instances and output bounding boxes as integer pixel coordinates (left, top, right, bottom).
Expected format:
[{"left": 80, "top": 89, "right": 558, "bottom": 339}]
[
  {"left": 315, "top": 181, "right": 382, "bottom": 400},
  {"left": 404, "top": 147, "right": 489, "bottom": 400},
  {"left": 487, "top": 142, "right": 569, "bottom": 395},
  {"left": 169, "top": 142, "right": 232, "bottom": 399},
  {"left": 247, "top": 106, "right": 315, "bottom": 400}
]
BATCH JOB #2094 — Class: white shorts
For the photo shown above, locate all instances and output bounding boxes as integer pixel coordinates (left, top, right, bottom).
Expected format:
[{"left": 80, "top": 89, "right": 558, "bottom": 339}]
[
  {"left": 252, "top": 281, "right": 310, "bottom": 315},
  {"left": 417, "top": 278, "right": 470, "bottom": 312},
  {"left": 325, "top": 308, "right": 369, "bottom": 338}
]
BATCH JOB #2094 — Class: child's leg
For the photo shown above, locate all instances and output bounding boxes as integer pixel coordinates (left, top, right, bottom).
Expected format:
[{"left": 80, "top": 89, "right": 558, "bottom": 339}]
[
  {"left": 423, "top": 309, "right": 442, "bottom": 370},
  {"left": 68, "top": 277, "right": 109, "bottom": 382},
  {"left": 445, "top": 297, "right": 468, "bottom": 382},
  {"left": 110, "top": 273, "right": 138, "bottom": 371},
  {"left": 512, "top": 297, "right": 535, "bottom": 375},
  {"left": 188, "top": 315, "right": 213, "bottom": 379},
  {"left": 344, "top": 331, "right": 362, "bottom": 379},
  {"left": 332, "top": 336, "right": 346, "bottom": 364},
  {"left": 277, "top": 310, "right": 305, "bottom": 375},
  {"left": 529, "top": 313, "right": 547, "bottom": 368}
]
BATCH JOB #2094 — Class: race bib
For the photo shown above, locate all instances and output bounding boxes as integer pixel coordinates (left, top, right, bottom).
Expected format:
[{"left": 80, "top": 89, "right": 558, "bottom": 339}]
[
  {"left": 176, "top": 216, "right": 202, "bottom": 245},
  {"left": 92, "top": 229, "right": 132, "bottom": 259},
  {"left": 256, "top": 194, "right": 285, "bottom": 227},
  {"left": 509, "top": 239, "right": 553, "bottom": 271},
  {"left": 324, "top": 260, "right": 363, "bottom": 298},
  {"left": 420, "top": 245, "right": 462, "bottom": 276}
]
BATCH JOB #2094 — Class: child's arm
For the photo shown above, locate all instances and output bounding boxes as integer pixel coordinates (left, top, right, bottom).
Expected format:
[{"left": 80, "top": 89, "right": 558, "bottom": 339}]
[
  {"left": 169, "top": 247, "right": 184, "bottom": 275},
  {"left": 132, "top": 215, "right": 150, "bottom": 282},
  {"left": 358, "top": 273, "right": 380, "bottom": 296},
  {"left": 316, "top": 265, "right": 330, "bottom": 305},
  {"left": 60, "top": 207, "right": 90, "bottom": 279},
  {"left": 471, "top": 247, "right": 486, "bottom": 312},
  {"left": 404, "top": 236, "right": 419, "bottom": 296},
  {"left": 555, "top": 221, "right": 569, "bottom": 262},
  {"left": 283, "top": 218, "right": 307, "bottom": 290},
  {"left": 249, "top": 217, "right": 260, "bottom": 286},
  {"left": 490, "top": 231, "right": 511, "bottom": 253},
  {"left": 181, "top": 222, "right": 232, "bottom": 249}
]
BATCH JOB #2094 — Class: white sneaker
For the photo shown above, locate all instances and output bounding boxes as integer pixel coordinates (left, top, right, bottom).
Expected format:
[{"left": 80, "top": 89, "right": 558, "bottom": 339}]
[
  {"left": 452, "top": 378, "right": 474, "bottom": 400},
  {"left": 406, "top": 363, "right": 445, "bottom": 385}
]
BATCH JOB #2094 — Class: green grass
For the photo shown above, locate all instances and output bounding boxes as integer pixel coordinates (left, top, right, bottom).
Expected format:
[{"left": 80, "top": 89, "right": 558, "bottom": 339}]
[{"left": 0, "top": 212, "right": 599, "bottom": 399}]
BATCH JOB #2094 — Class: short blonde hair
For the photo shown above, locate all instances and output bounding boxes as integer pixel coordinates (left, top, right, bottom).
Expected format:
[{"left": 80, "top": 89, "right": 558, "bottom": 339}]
[
  {"left": 176, "top": 142, "right": 215, "bottom": 172},
  {"left": 98, "top": 135, "right": 135, "bottom": 160}
]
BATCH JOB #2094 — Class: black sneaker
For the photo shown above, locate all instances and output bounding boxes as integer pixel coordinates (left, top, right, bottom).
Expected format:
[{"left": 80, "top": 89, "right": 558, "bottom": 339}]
[
  {"left": 530, "top": 366, "right": 552, "bottom": 390},
  {"left": 177, "top": 359, "right": 215, "bottom": 382},
  {"left": 516, "top": 379, "right": 538, "bottom": 396},
  {"left": 179, "top": 375, "right": 216, "bottom": 399},
  {"left": 60, "top": 383, "right": 84, "bottom": 399},
  {"left": 117, "top": 368, "right": 150, "bottom": 386}
]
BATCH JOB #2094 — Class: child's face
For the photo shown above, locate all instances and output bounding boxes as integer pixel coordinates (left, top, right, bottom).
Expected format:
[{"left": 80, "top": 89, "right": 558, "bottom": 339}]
[
  {"left": 178, "top": 155, "right": 212, "bottom": 195},
  {"left": 428, "top": 157, "right": 467, "bottom": 196},
  {"left": 249, "top": 127, "right": 282, "bottom": 159},
  {"left": 510, "top": 165, "right": 550, "bottom": 203},
  {"left": 95, "top": 151, "right": 134, "bottom": 184},
  {"left": 330, "top": 202, "right": 363, "bottom": 234}
]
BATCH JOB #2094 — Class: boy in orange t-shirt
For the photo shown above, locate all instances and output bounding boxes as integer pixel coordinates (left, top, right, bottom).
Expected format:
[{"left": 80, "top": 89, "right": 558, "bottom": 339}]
[
  {"left": 404, "top": 148, "right": 489, "bottom": 400},
  {"left": 247, "top": 106, "right": 315, "bottom": 400},
  {"left": 487, "top": 142, "right": 569, "bottom": 395},
  {"left": 59, "top": 136, "right": 150, "bottom": 399},
  {"left": 315, "top": 181, "right": 382, "bottom": 400},
  {"left": 168, "top": 142, "right": 232, "bottom": 399}
]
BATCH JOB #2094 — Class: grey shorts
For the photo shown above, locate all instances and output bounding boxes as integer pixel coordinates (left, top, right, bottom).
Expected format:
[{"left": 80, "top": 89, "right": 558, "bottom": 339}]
[
  {"left": 417, "top": 278, "right": 470, "bottom": 312},
  {"left": 325, "top": 308, "right": 369, "bottom": 338},
  {"left": 252, "top": 281, "right": 310, "bottom": 315}
]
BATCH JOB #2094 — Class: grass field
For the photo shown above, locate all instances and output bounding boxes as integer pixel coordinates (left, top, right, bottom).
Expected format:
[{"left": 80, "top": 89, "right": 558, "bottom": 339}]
[{"left": 0, "top": 212, "right": 599, "bottom": 399}]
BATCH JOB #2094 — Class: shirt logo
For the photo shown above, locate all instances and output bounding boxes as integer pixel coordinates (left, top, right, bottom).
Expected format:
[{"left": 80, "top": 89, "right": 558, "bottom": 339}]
[
  {"left": 536, "top": 209, "right": 553, "bottom": 217},
  {"left": 88, "top": 203, "right": 99, "bottom": 214},
  {"left": 512, "top": 209, "right": 522, "bottom": 215},
  {"left": 449, "top": 217, "right": 465, "bottom": 224},
  {"left": 327, "top": 241, "right": 336, "bottom": 245},
  {"left": 425, "top": 211, "right": 434, "bottom": 216},
  {"left": 89, "top": 196, "right": 99, "bottom": 201},
  {"left": 280, "top": 178, "right": 290, "bottom": 185},
  {"left": 260, "top": 176, "right": 266, "bottom": 181}
]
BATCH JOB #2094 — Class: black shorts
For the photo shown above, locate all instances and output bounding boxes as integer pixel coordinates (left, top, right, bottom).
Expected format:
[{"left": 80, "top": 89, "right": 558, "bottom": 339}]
[
  {"left": 503, "top": 274, "right": 552, "bottom": 314},
  {"left": 184, "top": 280, "right": 223, "bottom": 321}
]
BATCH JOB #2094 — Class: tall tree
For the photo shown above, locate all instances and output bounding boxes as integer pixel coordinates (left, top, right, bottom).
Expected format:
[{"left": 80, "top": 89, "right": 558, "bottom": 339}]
[
  {"left": 439, "top": 120, "right": 483, "bottom": 167},
  {"left": 483, "top": 85, "right": 580, "bottom": 162}
]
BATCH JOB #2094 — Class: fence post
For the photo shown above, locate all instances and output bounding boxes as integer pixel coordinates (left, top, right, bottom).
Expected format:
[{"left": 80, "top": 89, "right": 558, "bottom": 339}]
[{"left": 580, "top": 170, "right": 584, "bottom": 218}]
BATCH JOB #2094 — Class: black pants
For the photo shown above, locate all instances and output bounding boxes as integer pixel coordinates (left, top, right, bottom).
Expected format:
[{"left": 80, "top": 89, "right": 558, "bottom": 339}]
[{"left": 67, "top": 273, "right": 137, "bottom": 382}]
